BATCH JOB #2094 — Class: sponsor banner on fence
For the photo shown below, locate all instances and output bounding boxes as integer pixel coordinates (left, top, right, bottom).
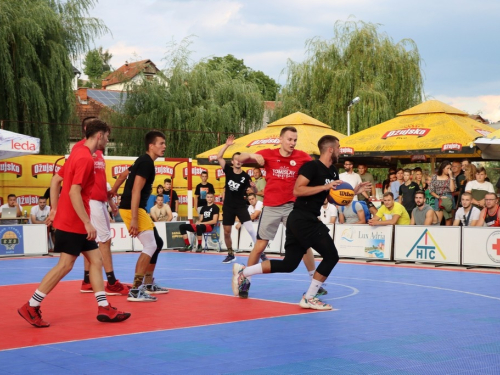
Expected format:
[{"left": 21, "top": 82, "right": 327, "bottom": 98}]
[
  {"left": 462, "top": 227, "right": 500, "bottom": 268},
  {"left": 334, "top": 224, "right": 392, "bottom": 260},
  {"left": 0, "top": 225, "right": 24, "bottom": 256},
  {"left": 240, "top": 222, "right": 282, "bottom": 253},
  {"left": 110, "top": 223, "right": 133, "bottom": 252},
  {"left": 394, "top": 225, "right": 461, "bottom": 264}
]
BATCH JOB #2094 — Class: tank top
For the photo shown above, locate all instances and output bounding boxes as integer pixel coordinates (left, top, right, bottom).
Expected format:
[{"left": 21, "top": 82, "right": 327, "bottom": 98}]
[{"left": 483, "top": 205, "right": 500, "bottom": 227}]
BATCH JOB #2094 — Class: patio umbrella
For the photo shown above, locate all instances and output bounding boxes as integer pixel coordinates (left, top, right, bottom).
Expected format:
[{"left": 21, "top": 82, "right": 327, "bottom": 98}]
[
  {"left": 0, "top": 129, "right": 40, "bottom": 160},
  {"left": 475, "top": 128, "right": 500, "bottom": 160},
  {"left": 196, "top": 112, "right": 345, "bottom": 164}
]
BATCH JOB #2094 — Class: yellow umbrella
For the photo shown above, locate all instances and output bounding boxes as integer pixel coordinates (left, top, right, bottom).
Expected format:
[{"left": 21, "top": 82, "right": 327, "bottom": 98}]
[
  {"left": 196, "top": 112, "right": 345, "bottom": 164},
  {"left": 340, "top": 100, "right": 495, "bottom": 163},
  {"left": 475, "top": 128, "right": 500, "bottom": 160}
]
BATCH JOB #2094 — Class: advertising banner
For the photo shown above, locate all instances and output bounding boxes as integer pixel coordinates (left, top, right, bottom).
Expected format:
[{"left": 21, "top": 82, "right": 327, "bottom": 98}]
[
  {"left": 240, "top": 222, "right": 282, "bottom": 253},
  {"left": 394, "top": 225, "right": 461, "bottom": 264},
  {"left": 110, "top": 223, "right": 133, "bottom": 252},
  {"left": 132, "top": 222, "right": 169, "bottom": 251},
  {"left": 462, "top": 227, "right": 500, "bottom": 268},
  {"left": 0, "top": 225, "right": 24, "bottom": 256},
  {"left": 334, "top": 224, "right": 393, "bottom": 260}
]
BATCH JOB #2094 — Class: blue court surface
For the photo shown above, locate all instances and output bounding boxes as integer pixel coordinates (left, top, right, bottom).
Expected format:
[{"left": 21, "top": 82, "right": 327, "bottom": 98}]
[{"left": 1, "top": 251, "right": 499, "bottom": 374}]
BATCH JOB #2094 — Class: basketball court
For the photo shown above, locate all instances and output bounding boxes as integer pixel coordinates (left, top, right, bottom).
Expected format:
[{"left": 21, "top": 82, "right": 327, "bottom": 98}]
[{"left": 1, "top": 251, "right": 499, "bottom": 374}]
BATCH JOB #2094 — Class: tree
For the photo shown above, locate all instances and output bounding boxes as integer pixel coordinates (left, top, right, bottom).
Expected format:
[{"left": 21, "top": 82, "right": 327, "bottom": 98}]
[
  {"left": 0, "top": 0, "right": 107, "bottom": 154},
  {"left": 83, "top": 49, "right": 103, "bottom": 87},
  {"left": 273, "top": 20, "right": 424, "bottom": 134},
  {"left": 103, "top": 39, "right": 265, "bottom": 158},
  {"left": 98, "top": 46, "right": 113, "bottom": 72}
]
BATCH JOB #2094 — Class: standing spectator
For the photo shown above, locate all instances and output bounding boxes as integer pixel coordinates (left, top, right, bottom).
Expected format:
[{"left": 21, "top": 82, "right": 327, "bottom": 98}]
[
  {"left": 0, "top": 194, "right": 23, "bottom": 224},
  {"left": 150, "top": 195, "right": 173, "bottom": 222},
  {"left": 194, "top": 171, "right": 215, "bottom": 214},
  {"left": 383, "top": 171, "right": 397, "bottom": 193},
  {"left": 31, "top": 197, "right": 52, "bottom": 251},
  {"left": 163, "top": 178, "right": 179, "bottom": 221},
  {"left": 424, "top": 174, "right": 434, "bottom": 207},
  {"left": 453, "top": 192, "right": 480, "bottom": 226},
  {"left": 319, "top": 199, "right": 337, "bottom": 224},
  {"left": 338, "top": 200, "right": 366, "bottom": 224},
  {"left": 475, "top": 193, "right": 500, "bottom": 227},
  {"left": 412, "top": 167, "right": 425, "bottom": 190},
  {"left": 410, "top": 191, "right": 439, "bottom": 225},
  {"left": 461, "top": 159, "right": 471, "bottom": 172},
  {"left": 357, "top": 163, "right": 376, "bottom": 200},
  {"left": 368, "top": 192, "right": 410, "bottom": 226},
  {"left": 466, "top": 167, "right": 495, "bottom": 209},
  {"left": 390, "top": 168, "right": 404, "bottom": 200},
  {"left": 451, "top": 161, "right": 465, "bottom": 208},
  {"left": 429, "top": 161, "right": 456, "bottom": 226},
  {"left": 340, "top": 160, "right": 363, "bottom": 201},
  {"left": 399, "top": 169, "right": 420, "bottom": 216},
  {"left": 253, "top": 167, "right": 266, "bottom": 202}
]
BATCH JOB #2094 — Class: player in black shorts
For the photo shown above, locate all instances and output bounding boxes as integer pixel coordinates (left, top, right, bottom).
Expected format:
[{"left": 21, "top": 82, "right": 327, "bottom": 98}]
[
  {"left": 232, "top": 135, "right": 371, "bottom": 309},
  {"left": 218, "top": 136, "right": 257, "bottom": 263}
]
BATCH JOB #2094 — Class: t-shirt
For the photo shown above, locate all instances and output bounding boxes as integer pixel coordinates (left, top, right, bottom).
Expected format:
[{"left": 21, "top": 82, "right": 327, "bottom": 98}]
[
  {"left": 399, "top": 181, "right": 420, "bottom": 214},
  {"left": 248, "top": 201, "right": 263, "bottom": 222},
  {"left": 53, "top": 145, "right": 95, "bottom": 234},
  {"left": 58, "top": 139, "right": 108, "bottom": 202},
  {"left": 376, "top": 202, "right": 411, "bottom": 225},
  {"left": 120, "top": 154, "right": 155, "bottom": 210},
  {"left": 163, "top": 190, "right": 179, "bottom": 212},
  {"left": 357, "top": 172, "right": 375, "bottom": 201},
  {"left": 222, "top": 164, "right": 251, "bottom": 209},
  {"left": 454, "top": 206, "right": 481, "bottom": 226},
  {"left": 30, "top": 205, "right": 50, "bottom": 223},
  {"left": 254, "top": 177, "right": 266, "bottom": 202},
  {"left": 341, "top": 201, "right": 364, "bottom": 224},
  {"left": 339, "top": 172, "right": 362, "bottom": 201},
  {"left": 465, "top": 180, "right": 495, "bottom": 194},
  {"left": 200, "top": 204, "right": 220, "bottom": 223},
  {"left": 412, "top": 204, "right": 438, "bottom": 225},
  {"left": 0, "top": 203, "right": 23, "bottom": 225},
  {"left": 319, "top": 203, "right": 338, "bottom": 224},
  {"left": 256, "top": 148, "right": 311, "bottom": 207},
  {"left": 294, "top": 160, "right": 339, "bottom": 217},
  {"left": 391, "top": 180, "right": 402, "bottom": 200},
  {"left": 150, "top": 204, "right": 172, "bottom": 222},
  {"left": 195, "top": 182, "right": 215, "bottom": 207}
]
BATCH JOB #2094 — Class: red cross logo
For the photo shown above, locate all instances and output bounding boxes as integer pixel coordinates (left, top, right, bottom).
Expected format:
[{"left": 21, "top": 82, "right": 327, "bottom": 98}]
[{"left": 492, "top": 238, "right": 500, "bottom": 256}]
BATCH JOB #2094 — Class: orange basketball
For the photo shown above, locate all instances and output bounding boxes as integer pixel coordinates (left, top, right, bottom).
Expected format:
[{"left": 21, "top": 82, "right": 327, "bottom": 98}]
[{"left": 327, "top": 182, "right": 355, "bottom": 206}]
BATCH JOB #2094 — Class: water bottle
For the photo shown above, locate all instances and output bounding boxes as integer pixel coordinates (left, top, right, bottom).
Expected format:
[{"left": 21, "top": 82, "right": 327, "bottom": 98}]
[{"left": 23, "top": 210, "right": 27, "bottom": 218}]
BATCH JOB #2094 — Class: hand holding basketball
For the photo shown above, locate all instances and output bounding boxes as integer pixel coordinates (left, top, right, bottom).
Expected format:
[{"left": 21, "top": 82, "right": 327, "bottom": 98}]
[{"left": 327, "top": 182, "right": 355, "bottom": 206}]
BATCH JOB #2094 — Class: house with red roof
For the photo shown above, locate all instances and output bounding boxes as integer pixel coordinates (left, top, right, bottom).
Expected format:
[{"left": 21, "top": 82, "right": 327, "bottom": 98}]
[{"left": 101, "top": 59, "right": 160, "bottom": 91}]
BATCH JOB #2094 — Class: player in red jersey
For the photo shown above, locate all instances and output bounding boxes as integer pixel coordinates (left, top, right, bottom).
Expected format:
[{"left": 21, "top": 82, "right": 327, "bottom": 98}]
[{"left": 18, "top": 120, "right": 131, "bottom": 327}]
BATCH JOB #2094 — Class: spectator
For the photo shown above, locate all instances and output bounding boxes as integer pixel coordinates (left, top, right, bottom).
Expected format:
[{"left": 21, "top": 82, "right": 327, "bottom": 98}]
[
  {"left": 461, "top": 158, "right": 471, "bottom": 172},
  {"left": 451, "top": 160, "right": 465, "bottom": 208},
  {"left": 338, "top": 200, "right": 366, "bottom": 224},
  {"left": 357, "top": 163, "right": 376, "bottom": 200},
  {"left": 410, "top": 191, "right": 439, "bottom": 225},
  {"left": 150, "top": 194, "right": 173, "bottom": 222},
  {"left": 194, "top": 171, "right": 215, "bottom": 214},
  {"left": 460, "top": 164, "right": 477, "bottom": 203},
  {"left": 30, "top": 197, "right": 52, "bottom": 251},
  {"left": 429, "top": 161, "right": 455, "bottom": 226},
  {"left": 163, "top": 178, "right": 179, "bottom": 221},
  {"left": 235, "top": 193, "right": 263, "bottom": 229},
  {"left": 368, "top": 192, "right": 410, "bottom": 226},
  {"left": 113, "top": 195, "right": 124, "bottom": 223},
  {"left": 383, "top": 171, "right": 397, "bottom": 193},
  {"left": 252, "top": 167, "right": 266, "bottom": 202},
  {"left": 145, "top": 184, "right": 163, "bottom": 213},
  {"left": 179, "top": 192, "right": 220, "bottom": 252},
  {"left": 399, "top": 168, "right": 420, "bottom": 216},
  {"left": 319, "top": 198, "right": 337, "bottom": 224},
  {"left": 390, "top": 168, "right": 404, "bottom": 200},
  {"left": 476, "top": 193, "right": 500, "bottom": 227},
  {"left": 340, "top": 160, "right": 363, "bottom": 201},
  {"left": 0, "top": 194, "right": 23, "bottom": 224},
  {"left": 423, "top": 174, "right": 435, "bottom": 207},
  {"left": 453, "top": 192, "right": 480, "bottom": 226},
  {"left": 412, "top": 167, "right": 425, "bottom": 190},
  {"left": 466, "top": 167, "right": 495, "bottom": 209}
]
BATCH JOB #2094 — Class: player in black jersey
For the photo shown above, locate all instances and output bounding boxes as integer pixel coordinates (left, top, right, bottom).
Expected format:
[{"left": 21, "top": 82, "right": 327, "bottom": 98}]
[
  {"left": 218, "top": 136, "right": 258, "bottom": 263},
  {"left": 232, "top": 135, "right": 371, "bottom": 310}
]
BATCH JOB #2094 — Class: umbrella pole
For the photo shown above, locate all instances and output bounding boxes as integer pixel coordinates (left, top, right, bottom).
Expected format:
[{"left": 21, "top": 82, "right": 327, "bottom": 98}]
[{"left": 430, "top": 156, "right": 436, "bottom": 174}]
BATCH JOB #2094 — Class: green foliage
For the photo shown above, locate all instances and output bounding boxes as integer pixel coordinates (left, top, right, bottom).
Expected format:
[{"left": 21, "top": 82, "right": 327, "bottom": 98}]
[
  {"left": 104, "top": 39, "right": 265, "bottom": 158},
  {"left": 0, "top": 0, "right": 107, "bottom": 154},
  {"left": 83, "top": 49, "right": 103, "bottom": 87},
  {"left": 273, "top": 20, "right": 423, "bottom": 134}
]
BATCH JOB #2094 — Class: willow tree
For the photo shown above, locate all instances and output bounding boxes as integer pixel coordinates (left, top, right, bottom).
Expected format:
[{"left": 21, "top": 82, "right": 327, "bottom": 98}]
[
  {"left": 0, "top": 0, "right": 107, "bottom": 154},
  {"left": 274, "top": 20, "right": 424, "bottom": 134},
  {"left": 104, "top": 40, "right": 265, "bottom": 158}
]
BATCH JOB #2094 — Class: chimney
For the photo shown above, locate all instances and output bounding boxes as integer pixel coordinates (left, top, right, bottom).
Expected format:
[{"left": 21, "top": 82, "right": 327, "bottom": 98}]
[{"left": 77, "top": 87, "right": 88, "bottom": 101}]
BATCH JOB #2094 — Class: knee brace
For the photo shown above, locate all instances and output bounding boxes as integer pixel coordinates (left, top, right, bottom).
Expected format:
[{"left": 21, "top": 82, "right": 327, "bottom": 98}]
[{"left": 137, "top": 231, "right": 157, "bottom": 257}]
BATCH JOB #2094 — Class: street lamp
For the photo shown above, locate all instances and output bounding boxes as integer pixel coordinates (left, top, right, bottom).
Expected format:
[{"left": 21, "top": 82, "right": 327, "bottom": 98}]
[{"left": 347, "top": 96, "right": 360, "bottom": 136}]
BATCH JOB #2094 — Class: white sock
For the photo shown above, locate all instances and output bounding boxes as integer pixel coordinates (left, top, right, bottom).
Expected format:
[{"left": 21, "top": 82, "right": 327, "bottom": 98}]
[
  {"left": 243, "top": 263, "right": 263, "bottom": 277},
  {"left": 29, "top": 289, "right": 46, "bottom": 307},
  {"left": 308, "top": 270, "right": 314, "bottom": 279},
  {"left": 305, "top": 279, "right": 323, "bottom": 299},
  {"left": 95, "top": 291, "right": 109, "bottom": 307},
  {"left": 242, "top": 221, "right": 257, "bottom": 243}
]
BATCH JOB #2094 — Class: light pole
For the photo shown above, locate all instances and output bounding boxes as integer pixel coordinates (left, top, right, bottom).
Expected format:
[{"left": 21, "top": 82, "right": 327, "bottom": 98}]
[{"left": 347, "top": 96, "right": 360, "bottom": 136}]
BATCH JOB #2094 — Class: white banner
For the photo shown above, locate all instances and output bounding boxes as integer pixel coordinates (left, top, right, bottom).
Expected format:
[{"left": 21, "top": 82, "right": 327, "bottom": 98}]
[
  {"left": 462, "top": 227, "right": 500, "bottom": 268},
  {"left": 240, "top": 222, "right": 282, "bottom": 253},
  {"left": 334, "top": 224, "right": 392, "bottom": 260},
  {"left": 110, "top": 223, "right": 133, "bottom": 252},
  {"left": 132, "top": 222, "right": 169, "bottom": 251},
  {"left": 218, "top": 224, "right": 239, "bottom": 251},
  {"left": 394, "top": 225, "right": 461, "bottom": 264}
]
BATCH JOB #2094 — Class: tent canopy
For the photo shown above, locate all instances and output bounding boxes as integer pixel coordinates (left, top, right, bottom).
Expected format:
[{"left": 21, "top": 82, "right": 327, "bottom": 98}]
[
  {"left": 474, "top": 128, "right": 500, "bottom": 160},
  {"left": 0, "top": 129, "right": 40, "bottom": 160},
  {"left": 196, "top": 112, "right": 345, "bottom": 164}
]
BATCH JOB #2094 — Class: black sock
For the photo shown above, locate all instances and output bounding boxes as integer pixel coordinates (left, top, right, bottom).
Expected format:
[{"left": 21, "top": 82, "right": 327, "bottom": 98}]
[
  {"left": 227, "top": 247, "right": 234, "bottom": 256},
  {"left": 83, "top": 271, "right": 90, "bottom": 284},
  {"left": 106, "top": 271, "right": 117, "bottom": 285}
]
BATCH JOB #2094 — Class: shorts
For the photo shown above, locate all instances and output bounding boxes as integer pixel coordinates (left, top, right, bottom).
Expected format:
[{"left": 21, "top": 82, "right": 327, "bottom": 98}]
[
  {"left": 54, "top": 229, "right": 98, "bottom": 256},
  {"left": 222, "top": 205, "right": 251, "bottom": 226},
  {"left": 257, "top": 202, "right": 293, "bottom": 240},
  {"left": 90, "top": 200, "right": 111, "bottom": 242},
  {"left": 120, "top": 208, "right": 155, "bottom": 233}
]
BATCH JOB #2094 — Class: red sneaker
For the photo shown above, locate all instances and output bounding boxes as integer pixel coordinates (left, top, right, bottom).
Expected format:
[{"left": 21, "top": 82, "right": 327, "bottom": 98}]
[
  {"left": 96, "top": 304, "right": 131, "bottom": 323},
  {"left": 105, "top": 280, "right": 130, "bottom": 296},
  {"left": 80, "top": 281, "right": 93, "bottom": 293},
  {"left": 18, "top": 302, "right": 50, "bottom": 328}
]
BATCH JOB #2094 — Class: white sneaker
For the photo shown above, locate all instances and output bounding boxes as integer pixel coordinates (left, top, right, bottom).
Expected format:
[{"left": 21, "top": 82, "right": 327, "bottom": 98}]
[
  {"left": 127, "top": 286, "right": 157, "bottom": 302},
  {"left": 232, "top": 263, "right": 245, "bottom": 296},
  {"left": 145, "top": 283, "right": 169, "bottom": 295},
  {"left": 299, "top": 293, "right": 332, "bottom": 310}
]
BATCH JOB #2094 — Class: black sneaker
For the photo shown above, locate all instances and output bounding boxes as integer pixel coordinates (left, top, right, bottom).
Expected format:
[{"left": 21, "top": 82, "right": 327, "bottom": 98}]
[
  {"left": 260, "top": 253, "right": 269, "bottom": 261},
  {"left": 178, "top": 245, "right": 192, "bottom": 252},
  {"left": 196, "top": 244, "right": 203, "bottom": 253},
  {"left": 318, "top": 286, "right": 328, "bottom": 295},
  {"left": 222, "top": 254, "right": 235, "bottom": 263}
]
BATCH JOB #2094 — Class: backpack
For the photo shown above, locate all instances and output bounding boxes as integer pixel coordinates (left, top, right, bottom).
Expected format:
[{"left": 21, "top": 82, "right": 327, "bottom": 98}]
[{"left": 340, "top": 201, "right": 371, "bottom": 224}]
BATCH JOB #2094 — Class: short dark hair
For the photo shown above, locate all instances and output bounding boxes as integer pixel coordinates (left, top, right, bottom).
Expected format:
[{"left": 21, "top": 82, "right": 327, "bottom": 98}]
[
  {"left": 85, "top": 119, "right": 110, "bottom": 138},
  {"left": 415, "top": 190, "right": 425, "bottom": 198},
  {"left": 318, "top": 135, "right": 339, "bottom": 154},
  {"left": 81, "top": 116, "right": 97, "bottom": 134},
  {"left": 232, "top": 152, "right": 241, "bottom": 160},
  {"left": 7, "top": 194, "right": 16, "bottom": 199},
  {"left": 476, "top": 167, "right": 487, "bottom": 174},
  {"left": 413, "top": 167, "right": 422, "bottom": 173},
  {"left": 396, "top": 168, "right": 404, "bottom": 173},
  {"left": 201, "top": 171, "right": 208, "bottom": 176},
  {"left": 164, "top": 178, "right": 172, "bottom": 183},
  {"left": 156, "top": 194, "right": 164, "bottom": 199},
  {"left": 145, "top": 130, "right": 166, "bottom": 151},
  {"left": 247, "top": 193, "right": 256, "bottom": 199},
  {"left": 38, "top": 196, "right": 47, "bottom": 201},
  {"left": 389, "top": 171, "right": 396, "bottom": 177},
  {"left": 383, "top": 192, "right": 394, "bottom": 199},
  {"left": 403, "top": 168, "right": 412, "bottom": 174},
  {"left": 280, "top": 126, "right": 297, "bottom": 137}
]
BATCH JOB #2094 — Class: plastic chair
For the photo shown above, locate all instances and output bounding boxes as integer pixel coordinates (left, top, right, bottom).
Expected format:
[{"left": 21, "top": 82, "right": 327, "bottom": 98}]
[{"left": 203, "top": 222, "right": 221, "bottom": 252}]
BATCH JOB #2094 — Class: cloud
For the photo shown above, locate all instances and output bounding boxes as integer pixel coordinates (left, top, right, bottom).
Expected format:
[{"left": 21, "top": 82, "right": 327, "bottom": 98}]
[{"left": 435, "top": 95, "right": 500, "bottom": 123}]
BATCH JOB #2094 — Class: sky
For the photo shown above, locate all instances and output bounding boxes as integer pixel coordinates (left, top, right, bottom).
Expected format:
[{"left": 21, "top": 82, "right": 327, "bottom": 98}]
[{"left": 85, "top": 0, "right": 500, "bottom": 122}]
